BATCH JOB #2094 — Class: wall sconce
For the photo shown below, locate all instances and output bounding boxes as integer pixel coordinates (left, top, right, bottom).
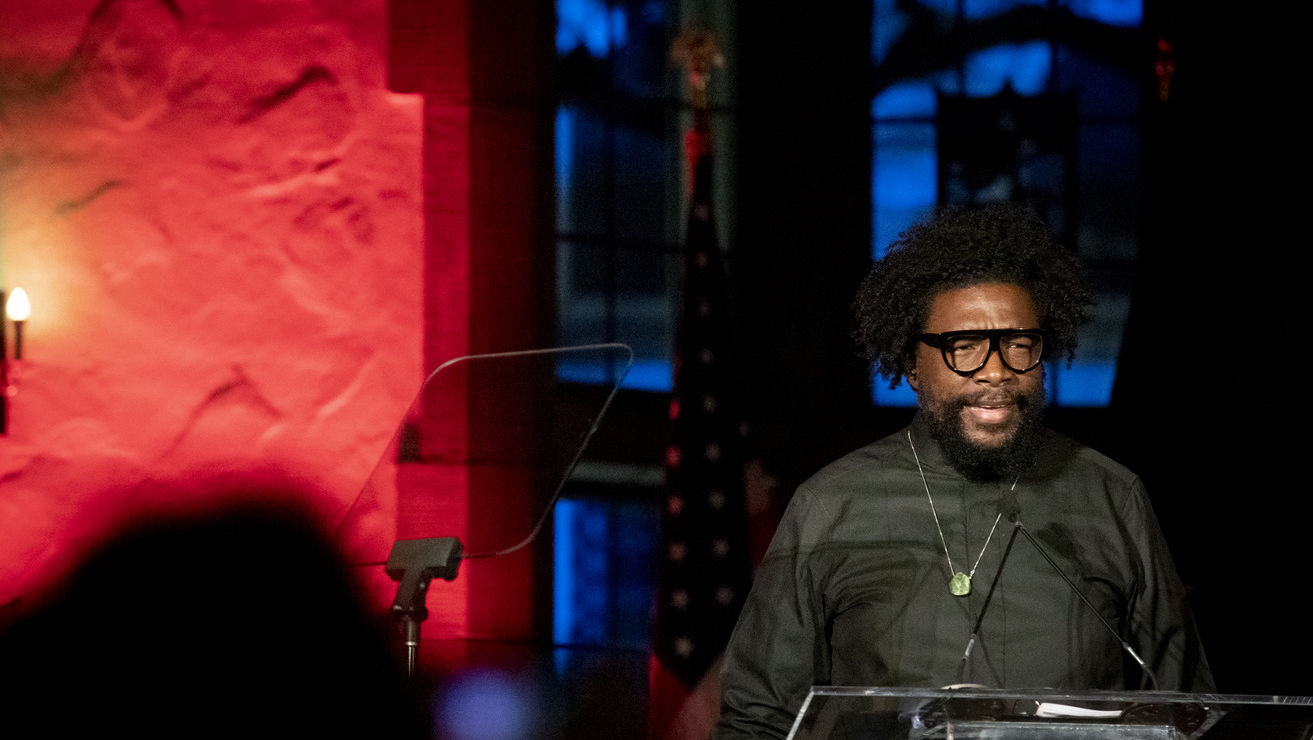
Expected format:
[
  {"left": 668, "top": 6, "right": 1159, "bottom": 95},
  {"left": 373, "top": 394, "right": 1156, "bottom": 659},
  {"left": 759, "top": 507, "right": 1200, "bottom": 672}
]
[
  {"left": 2, "top": 286, "right": 30, "bottom": 435},
  {"left": 7, "top": 287, "right": 29, "bottom": 360}
]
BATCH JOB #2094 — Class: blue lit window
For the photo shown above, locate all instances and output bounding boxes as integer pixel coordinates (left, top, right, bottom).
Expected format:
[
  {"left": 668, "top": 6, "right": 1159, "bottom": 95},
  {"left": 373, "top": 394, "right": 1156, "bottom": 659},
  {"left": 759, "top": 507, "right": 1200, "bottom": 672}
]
[
  {"left": 871, "top": 0, "right": 1143, "bottom": 408},
  {"left": 555, "top": 0, "right": 681, "bottom": 392},
  {"left": 553, "top": 496, "right": 659, "bottom": 650}
]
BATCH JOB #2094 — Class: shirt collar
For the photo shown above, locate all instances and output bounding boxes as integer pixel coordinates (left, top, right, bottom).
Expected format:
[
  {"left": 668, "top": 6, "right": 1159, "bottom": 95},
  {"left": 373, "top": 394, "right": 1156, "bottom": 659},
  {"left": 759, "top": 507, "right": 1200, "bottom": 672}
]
[{"left": 905, "top": 411, "right": 958, "bottom": 475}]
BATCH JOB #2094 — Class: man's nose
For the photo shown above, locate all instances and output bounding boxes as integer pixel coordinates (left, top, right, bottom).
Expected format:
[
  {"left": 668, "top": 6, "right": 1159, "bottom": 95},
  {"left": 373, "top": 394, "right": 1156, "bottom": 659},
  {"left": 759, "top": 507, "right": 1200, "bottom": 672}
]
[{"left": 972, "top": 345, "right": 1015, "bottom": 384}]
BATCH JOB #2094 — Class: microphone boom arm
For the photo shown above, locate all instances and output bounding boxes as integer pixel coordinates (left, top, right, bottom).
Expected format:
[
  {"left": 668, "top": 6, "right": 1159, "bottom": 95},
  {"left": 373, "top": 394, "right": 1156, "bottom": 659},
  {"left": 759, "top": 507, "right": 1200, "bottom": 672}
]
[
  {"left": 959, "top": 521, "right": 1022, "bottom": 682},
  {"left": 1013, "top": 522, "right": 1159, "bottom": 690}
]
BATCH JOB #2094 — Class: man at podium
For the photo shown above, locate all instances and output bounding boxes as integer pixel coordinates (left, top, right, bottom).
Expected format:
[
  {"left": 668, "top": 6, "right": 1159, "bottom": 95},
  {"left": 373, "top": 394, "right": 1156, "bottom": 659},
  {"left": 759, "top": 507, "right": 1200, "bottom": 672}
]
[{"left": 713, "top": 205, "right": 1214, "bottom": 738}]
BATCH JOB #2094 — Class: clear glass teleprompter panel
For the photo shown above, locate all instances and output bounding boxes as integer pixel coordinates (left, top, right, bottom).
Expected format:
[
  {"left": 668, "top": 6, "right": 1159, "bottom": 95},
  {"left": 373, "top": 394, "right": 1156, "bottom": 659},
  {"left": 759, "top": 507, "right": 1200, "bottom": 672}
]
[{"left": 332, "top": 344, "right": 634, "bottom": 570}]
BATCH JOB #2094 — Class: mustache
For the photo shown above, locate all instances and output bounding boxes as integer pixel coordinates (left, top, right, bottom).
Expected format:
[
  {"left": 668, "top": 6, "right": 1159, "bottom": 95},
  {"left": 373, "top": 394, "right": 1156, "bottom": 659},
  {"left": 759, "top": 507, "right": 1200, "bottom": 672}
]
[{"left": 955, "top": 390, "right": 1029, "bottom": 408}]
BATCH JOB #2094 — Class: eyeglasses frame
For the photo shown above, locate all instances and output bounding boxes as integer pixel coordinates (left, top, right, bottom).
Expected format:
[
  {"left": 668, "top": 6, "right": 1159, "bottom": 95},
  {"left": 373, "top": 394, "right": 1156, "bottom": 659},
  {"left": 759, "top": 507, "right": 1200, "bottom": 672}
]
[{"left": 915, "top": 328, "right": 1047, "bottom": 376}]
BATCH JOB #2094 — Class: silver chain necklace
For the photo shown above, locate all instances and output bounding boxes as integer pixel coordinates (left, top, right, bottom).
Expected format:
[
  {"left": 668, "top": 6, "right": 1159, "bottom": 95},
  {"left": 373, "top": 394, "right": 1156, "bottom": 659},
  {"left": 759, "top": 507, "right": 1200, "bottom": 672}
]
[{"left": 907, "top": 431, "right": 1017, "bottom": 597}]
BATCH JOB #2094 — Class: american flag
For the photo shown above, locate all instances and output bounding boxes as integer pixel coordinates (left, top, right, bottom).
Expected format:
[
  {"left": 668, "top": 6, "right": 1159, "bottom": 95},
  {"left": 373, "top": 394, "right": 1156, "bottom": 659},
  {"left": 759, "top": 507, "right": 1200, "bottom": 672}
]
[{"left": 649, "top": 111, "right": 752, "bottom": 738}]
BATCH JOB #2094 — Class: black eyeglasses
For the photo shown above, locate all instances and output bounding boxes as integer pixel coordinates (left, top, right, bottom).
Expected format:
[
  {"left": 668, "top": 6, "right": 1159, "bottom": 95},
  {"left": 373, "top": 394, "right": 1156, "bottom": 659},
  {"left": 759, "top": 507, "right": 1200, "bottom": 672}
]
[{"left": 916, "top": 329, "right": 1045, "bottom": 376}]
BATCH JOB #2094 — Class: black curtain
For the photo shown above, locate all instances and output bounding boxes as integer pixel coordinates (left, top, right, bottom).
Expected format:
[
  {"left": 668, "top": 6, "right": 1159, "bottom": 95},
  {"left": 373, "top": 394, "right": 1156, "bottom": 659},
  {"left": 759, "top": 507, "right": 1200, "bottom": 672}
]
[{"left": 1111, "top": 4, "right": 1313, "bottom": 694}]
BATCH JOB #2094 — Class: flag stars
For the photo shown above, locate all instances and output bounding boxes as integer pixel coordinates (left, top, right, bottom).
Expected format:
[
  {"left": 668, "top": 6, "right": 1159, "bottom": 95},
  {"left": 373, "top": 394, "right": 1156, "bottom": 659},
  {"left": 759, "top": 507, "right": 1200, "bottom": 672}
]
[
  {"left": 668, "top": 495, "right": 684, "bottom": 516},
  {"left": 712, "top": 538, "right": 731, "bottom": 557},
  {"left": 702, "top": 394, "right": 718, "bottom": 414},
  {"left": 709, "top": 490, "right": 726, "bottom": 509},
  {"left": 671, "top": 590, "right": 690, "bottom": 610},
  {"left": 716, "top": 587, "right": 736, "bottom": 606},
  {"left": 705, "top": 443, "right": 721, "bottom": 461},
  {"left": 669, "top": 542, "right": 687, "bottom": 562},
  {"left": 674, "top": 637, "right": 695, "bottom": 658},
  {"left": 700, "top": 348, "right": 714, "bottom": 364}
]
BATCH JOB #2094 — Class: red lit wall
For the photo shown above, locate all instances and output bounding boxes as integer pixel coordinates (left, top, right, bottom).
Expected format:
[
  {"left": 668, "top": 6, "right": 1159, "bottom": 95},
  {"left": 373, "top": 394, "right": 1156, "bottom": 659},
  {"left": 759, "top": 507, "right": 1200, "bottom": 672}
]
[
  {"left": 1, "top": 0, "right": 554, "bottom": 663},
  {"left": 0, "top": 0, "right": 424, "bottom": 610}
]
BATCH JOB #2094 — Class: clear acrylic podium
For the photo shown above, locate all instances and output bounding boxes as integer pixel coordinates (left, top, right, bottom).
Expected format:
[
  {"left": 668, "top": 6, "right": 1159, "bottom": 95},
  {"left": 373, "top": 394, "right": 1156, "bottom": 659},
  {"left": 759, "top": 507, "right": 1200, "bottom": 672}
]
[{"left": 787, "top": 686, "right": 1313, "bottom": 739}]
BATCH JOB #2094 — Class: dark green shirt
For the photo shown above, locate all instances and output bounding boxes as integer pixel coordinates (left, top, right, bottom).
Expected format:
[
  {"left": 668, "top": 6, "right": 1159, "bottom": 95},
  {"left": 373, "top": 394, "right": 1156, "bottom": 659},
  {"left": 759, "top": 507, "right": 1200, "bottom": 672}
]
[{"left": 715, "top": 416, "right": 1214, "bottom": 738}]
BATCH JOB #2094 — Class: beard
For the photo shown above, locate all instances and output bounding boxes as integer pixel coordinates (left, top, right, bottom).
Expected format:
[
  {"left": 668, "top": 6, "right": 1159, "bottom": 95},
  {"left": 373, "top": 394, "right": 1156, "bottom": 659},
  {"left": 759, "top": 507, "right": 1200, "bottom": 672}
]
[{"left": 920, "top": 385, "right": 1047, "bottom": 481}]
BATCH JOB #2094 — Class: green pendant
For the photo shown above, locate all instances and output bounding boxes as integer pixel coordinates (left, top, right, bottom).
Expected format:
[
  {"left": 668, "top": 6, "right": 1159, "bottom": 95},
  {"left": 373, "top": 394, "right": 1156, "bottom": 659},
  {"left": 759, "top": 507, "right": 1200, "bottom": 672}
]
[{"left": 949, "top": 571, "right": 971, "bottom": 596}]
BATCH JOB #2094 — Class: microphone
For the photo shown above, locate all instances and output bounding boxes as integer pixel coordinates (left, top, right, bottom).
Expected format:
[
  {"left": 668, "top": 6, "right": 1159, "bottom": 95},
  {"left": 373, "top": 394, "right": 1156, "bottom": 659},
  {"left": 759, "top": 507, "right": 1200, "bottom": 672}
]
[
  {"left": 1013, "top": 521, "right": 1159, "bottom": 690},
  {"left": 957, "top": 514, "right": 1022, "bottom": 683},
  {"left": 963, "top": 490, "right": 1160, "bottom": 691}
]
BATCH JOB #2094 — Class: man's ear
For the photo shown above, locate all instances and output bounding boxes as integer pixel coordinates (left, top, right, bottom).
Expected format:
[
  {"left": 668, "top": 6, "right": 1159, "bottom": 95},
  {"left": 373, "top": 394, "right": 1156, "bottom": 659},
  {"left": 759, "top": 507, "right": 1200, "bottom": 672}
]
[{"left": 906, "top": 363, "right": 920, "bottom": 392}]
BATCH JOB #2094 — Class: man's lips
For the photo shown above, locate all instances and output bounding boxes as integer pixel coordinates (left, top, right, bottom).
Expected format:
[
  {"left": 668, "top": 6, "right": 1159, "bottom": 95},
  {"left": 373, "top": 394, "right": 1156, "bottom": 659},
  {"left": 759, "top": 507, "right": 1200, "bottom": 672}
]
[{"left": 961, "top": 396, "right": 1019, "bottom": 425}]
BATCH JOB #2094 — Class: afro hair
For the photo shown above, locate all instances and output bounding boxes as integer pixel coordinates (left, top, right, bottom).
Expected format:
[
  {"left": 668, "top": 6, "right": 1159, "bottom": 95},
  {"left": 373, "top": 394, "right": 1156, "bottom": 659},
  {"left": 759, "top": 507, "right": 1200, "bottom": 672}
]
[{"left": 854, "top": 202, "right": 1093, "bottom": 388}]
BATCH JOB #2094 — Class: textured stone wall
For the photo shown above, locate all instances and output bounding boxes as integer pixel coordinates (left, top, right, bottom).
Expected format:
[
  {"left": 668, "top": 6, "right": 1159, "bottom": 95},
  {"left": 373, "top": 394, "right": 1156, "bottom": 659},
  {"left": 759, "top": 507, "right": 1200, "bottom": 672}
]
[{"left": 0, "top": 0, "right": 424, "bottom": 605}]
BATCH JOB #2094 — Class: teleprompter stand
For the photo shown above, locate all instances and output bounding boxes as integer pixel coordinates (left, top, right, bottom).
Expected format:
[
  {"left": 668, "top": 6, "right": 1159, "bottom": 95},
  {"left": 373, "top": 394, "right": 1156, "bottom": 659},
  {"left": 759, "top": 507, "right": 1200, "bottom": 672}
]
[
  {"left": 334, "top": 344, "right": 634, "bottom": 677},
  {"left": 384, "top": 537, "right": 463, "bottom": 677}
]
